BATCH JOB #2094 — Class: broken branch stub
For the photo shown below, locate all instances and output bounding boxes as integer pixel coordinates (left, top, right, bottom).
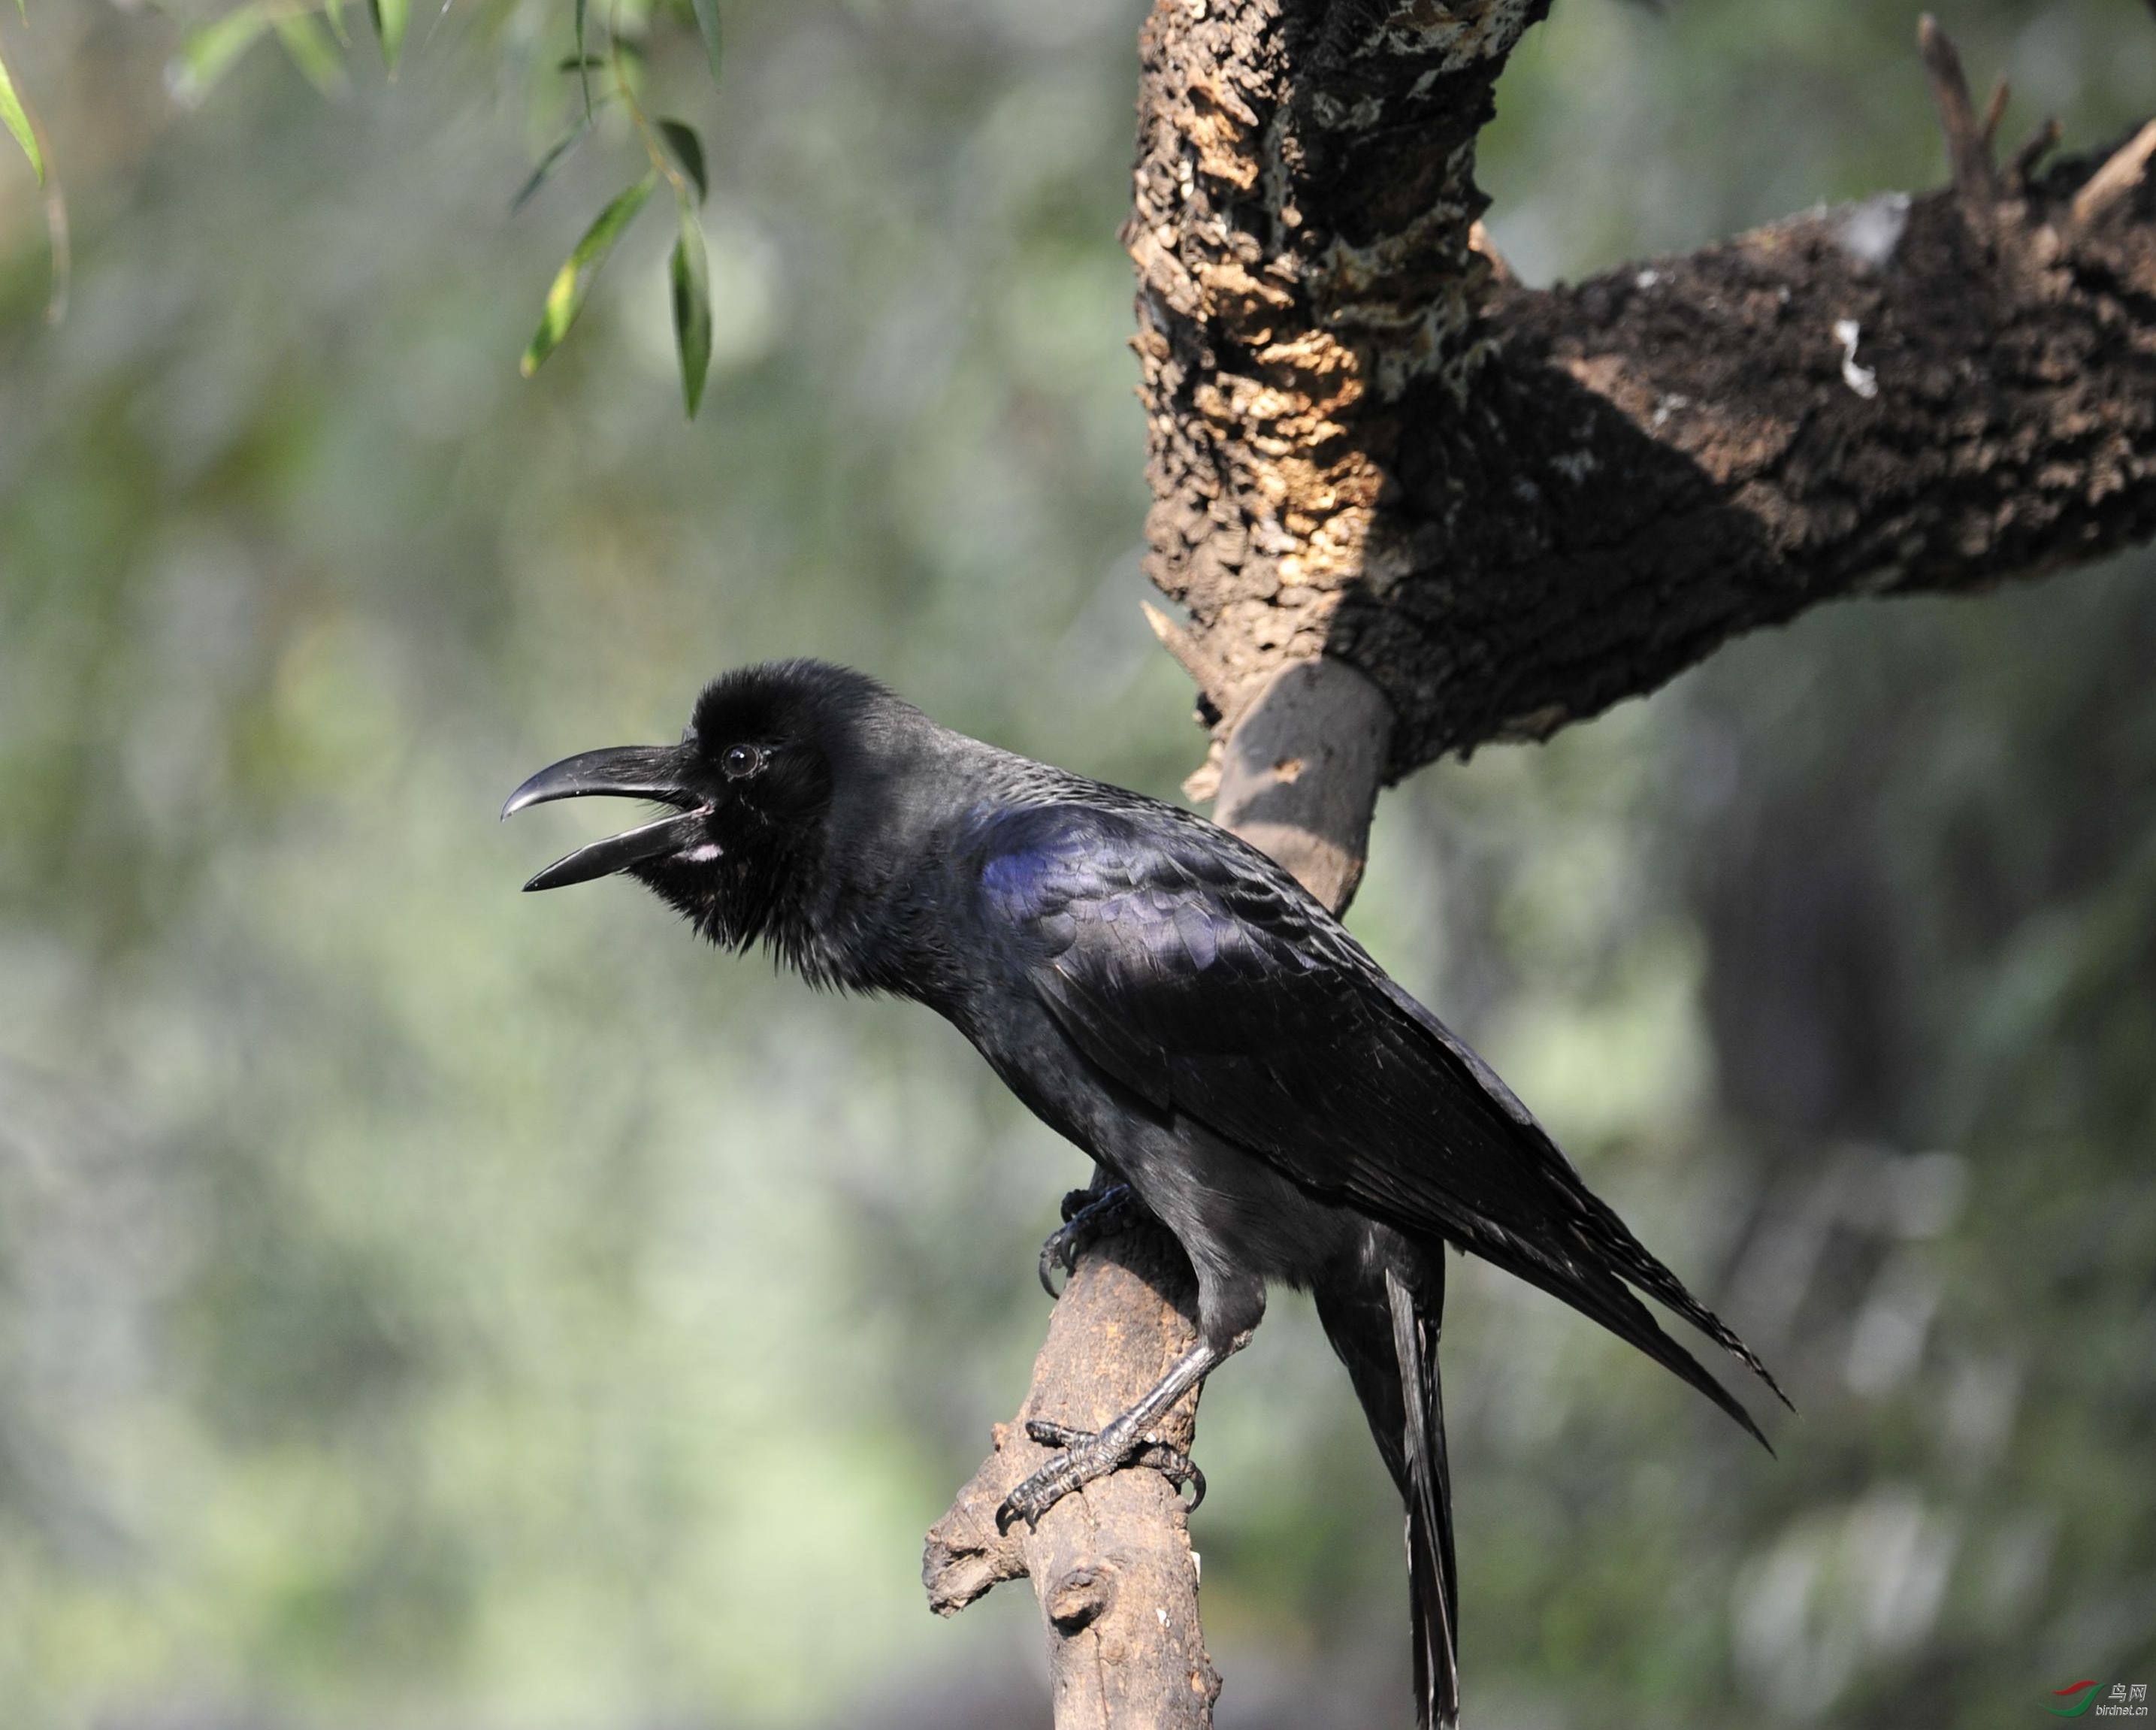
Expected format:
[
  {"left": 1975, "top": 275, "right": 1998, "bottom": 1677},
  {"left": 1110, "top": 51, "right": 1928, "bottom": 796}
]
[
  {"left": 1919, "top": 12, "right": 2002, "bottom": 207},
  {"left": 1213, "top": 658, "right": 1392, "bottom": 917}
]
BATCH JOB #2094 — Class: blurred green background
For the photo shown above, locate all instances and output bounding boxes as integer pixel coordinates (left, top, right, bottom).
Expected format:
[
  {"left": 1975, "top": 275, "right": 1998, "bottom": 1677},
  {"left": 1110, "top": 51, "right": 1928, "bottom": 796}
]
[{"left": 3, "top": 0, "right": 2154, "bottom": 1725}]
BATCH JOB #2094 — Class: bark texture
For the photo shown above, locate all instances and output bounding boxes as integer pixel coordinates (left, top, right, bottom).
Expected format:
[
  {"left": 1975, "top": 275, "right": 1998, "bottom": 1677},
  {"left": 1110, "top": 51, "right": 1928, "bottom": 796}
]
[
  {"left": 1131, "top": 2, "right": 2156, "bottom": 779},
  {"left": 1131, "top": 0, "right": 1549, "bottom": 774}
]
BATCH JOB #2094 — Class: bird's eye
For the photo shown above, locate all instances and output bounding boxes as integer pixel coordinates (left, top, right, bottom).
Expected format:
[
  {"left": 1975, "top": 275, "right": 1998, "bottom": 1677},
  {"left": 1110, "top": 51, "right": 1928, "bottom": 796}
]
[{"left": 721, "top": 743, "right": 763, "bottom": 779}]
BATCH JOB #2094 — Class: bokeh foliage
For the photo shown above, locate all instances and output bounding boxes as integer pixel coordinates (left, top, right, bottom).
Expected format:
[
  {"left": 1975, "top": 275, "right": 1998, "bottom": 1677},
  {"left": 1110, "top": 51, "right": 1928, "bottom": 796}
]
[{"left": 2, "top": 1, "right": 2153, "bottom": 1726}]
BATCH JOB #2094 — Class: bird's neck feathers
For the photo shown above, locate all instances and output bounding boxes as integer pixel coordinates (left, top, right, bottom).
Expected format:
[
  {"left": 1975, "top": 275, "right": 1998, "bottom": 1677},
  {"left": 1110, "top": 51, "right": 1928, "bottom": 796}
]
[
  {"left": 639, "top": 679, "right": 963, "bottom": 993},
  {"left": 632, "top": 813, "right": 819, "bottom": 962},
  {"left": 769, "top": 710, "right": 974, "bottom": 993}
]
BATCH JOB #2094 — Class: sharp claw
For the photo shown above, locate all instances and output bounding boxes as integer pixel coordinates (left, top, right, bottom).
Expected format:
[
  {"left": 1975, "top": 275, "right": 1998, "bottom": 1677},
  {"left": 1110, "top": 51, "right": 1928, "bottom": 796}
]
[
  {"left": 996, "top": 1419, "right": 1205, "bottom": 1529},
  {"left": 996, "top": 1456, "right": 1078, "bottom": 1532},
  {"left": 1135, "top": 1439, "right": 1206, "bottom": 1511},
  {"left": 1036, "top": 1185, "right": 1139, "bottom": 1302}
]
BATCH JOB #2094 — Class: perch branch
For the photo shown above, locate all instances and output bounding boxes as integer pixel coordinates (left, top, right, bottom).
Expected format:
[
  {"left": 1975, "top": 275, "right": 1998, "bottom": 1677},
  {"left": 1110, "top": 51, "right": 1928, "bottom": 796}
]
[{"left": 924, "top": 1223, "right": 1220, "bottom": 1728}]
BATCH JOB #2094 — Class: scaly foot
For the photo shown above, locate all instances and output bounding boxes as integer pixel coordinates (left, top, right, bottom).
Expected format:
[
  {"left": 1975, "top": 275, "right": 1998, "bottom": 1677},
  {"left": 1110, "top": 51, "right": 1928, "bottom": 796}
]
[{"left": 995, "top": 1415, "right": 1205, "bottom": 1532}]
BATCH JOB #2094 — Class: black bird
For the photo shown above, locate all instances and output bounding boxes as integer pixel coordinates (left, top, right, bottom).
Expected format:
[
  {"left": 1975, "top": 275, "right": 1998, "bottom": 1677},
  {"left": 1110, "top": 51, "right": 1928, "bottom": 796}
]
[{"left": 504, "top": 659, "right": 1786, "bottom": 1730}]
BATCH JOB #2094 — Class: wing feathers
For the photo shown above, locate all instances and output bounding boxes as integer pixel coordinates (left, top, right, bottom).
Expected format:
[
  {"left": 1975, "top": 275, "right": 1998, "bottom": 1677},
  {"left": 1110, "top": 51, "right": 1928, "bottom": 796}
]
[{"left": 975, "top": 800, "right": 1783, "bottom": 1428}]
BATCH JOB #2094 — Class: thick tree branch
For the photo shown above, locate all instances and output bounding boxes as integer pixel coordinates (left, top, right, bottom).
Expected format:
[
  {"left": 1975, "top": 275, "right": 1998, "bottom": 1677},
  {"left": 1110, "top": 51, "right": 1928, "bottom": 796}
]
[
  {"left": 1131, "top": 5, "right": 2156, "bottom": 780},
  {"left": 1129, "top": 0, "right": 1549, "bottom": 767},
  {"left": 1342, "top": 128, "right": 2156, "bottom": 768}
]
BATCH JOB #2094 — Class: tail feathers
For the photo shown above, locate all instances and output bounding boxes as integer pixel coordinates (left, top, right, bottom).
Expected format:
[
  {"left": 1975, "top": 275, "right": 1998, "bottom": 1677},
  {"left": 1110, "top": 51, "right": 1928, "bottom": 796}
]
[
  {"left": 1577, "top": 1208, "right": 1796, "bottom": 1414},
  {"left": 1474, "top": 1223, "right": 1780, "bottom": 1453},
  {"left": 1317, "top": 1263, "right": 1462, "bottom": 1730},
  {"left": 1386, "top": 1267, "right": 1459, "bottom": 1730}
]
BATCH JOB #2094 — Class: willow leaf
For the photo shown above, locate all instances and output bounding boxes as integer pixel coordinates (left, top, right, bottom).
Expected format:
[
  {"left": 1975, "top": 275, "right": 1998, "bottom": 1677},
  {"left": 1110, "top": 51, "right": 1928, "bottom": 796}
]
[
  {"left": 688, "top": 0, "right": 721, "bottom": 80},
  {"left": 520, "top": 174, "right": 658, "bottom": 377},
  {"left": 670, "top": 197, "right": 712, "bottom": 417},
  {"left": 0, "top": 35, "right": 39, "bottom": 185},
  {"left": 275, "top": 13, "right": 349, "bottom": 97},
  {"left": 169, "top": 3, "right": 277, "bottom": 109},
  {"left": 367, "top": 0, "right": 408, "bottom": 71},
  {"left": 511, "top": 108, "right": 599, "bottom": 213},
  {"left": 656, "top": 119, "right": 706, "bottom": 204}
]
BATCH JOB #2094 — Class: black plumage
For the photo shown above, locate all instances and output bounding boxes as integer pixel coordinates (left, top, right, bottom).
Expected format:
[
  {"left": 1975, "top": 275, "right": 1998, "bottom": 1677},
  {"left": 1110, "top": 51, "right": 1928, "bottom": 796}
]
[{"left": 505, "top": 659, "right": 1787, "bottom": 1730}]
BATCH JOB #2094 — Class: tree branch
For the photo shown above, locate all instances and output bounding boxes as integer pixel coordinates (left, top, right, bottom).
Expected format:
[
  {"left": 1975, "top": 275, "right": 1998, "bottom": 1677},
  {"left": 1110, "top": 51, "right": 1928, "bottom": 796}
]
[
  {"left": 1344, "top": 122, "right": 2156, "bottom": 768},
  {"left": 1918, "top": 12, "right": 2000, "bottom": 207},
  {"left": 924, "top": 1211, "right": 1219, "bottom": 1728},
  {"left": 1132, "top": 6, "right": 2156, "bottom": 779}
]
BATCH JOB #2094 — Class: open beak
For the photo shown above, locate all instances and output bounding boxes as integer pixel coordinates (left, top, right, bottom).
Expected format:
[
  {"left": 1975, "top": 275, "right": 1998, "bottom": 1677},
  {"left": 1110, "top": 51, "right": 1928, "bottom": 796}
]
[{"left": 502, "top": 745, "right": 712, "bottom": 891}]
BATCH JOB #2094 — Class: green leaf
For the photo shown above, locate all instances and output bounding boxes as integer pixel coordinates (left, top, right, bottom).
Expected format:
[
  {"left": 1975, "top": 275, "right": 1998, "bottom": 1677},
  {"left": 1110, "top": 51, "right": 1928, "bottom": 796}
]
[
  {"left": 520, "top": 174, "right": 658, "bottom": 378},
  {"left": 0, "top": 35, "right": 41, "bottom": 186},
  {"left": 510, "top": 108, "right": 598, "bottom": 213},
  {"left": 366, "top": 0, "right": 408, "bottom": 72},
  {"left": 0, "top": 32, "right": 68, "bottom": 323},
  {"left": 323, "top": 0, "right": 350, "bottom": 47},
  {"left": 275, "top": 12, "right": 349, "bottom": 97},
  {"left": 688, "top": 0, "right": 721, "bottom": 81},
  {"left": 655, "top": 118, "right": 706, "bottom": 204},
  {"left": 572, "top": 0, "right": 590, "bottom": 116},
  {"left": 670, "top": 198, "right": 712, "bottom": 418},
  {"left": 168, "top": 3, "right": 276, "bottom": 109}
]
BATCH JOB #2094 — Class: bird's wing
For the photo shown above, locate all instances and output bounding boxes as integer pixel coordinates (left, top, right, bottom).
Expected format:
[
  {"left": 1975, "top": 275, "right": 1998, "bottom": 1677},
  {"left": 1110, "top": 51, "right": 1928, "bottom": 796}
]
[
  {"left": 972, "top": 800, "right": 1786, "bottom": 1433},
  {"left": 977, "top": 800, "right": 1579, "bottom": 1244}
]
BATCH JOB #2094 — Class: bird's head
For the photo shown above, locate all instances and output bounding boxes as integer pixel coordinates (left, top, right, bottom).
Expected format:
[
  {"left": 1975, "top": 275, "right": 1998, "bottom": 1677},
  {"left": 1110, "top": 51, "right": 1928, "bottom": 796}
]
[{"left": 503, "top": 658, "right": 897, "bottom": 948}]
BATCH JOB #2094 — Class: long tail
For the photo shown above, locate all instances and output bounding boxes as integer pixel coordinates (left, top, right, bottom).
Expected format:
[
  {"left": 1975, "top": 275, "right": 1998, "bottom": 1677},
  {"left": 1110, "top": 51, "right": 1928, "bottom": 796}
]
[
  {"left": 1388, "top": 1266, "right": 1458, "bottom": 1730},
  {"left": 1448, "top": 1176, "right": 1792, "bottom": 1456},
  {"left": 1318, "top": 1257, "right": 1459, "bottom": 1730}
]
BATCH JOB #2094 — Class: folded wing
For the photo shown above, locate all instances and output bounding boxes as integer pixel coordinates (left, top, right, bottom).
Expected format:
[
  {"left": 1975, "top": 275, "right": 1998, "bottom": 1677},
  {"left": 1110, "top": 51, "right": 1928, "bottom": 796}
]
[{"left": 972, "top": 799, "right": 1786, "bottom": 1441}]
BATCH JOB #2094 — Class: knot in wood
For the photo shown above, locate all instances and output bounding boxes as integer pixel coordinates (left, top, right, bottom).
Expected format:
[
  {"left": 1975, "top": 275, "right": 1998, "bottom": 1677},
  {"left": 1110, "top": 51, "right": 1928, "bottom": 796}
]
[{"left": 1046, "top": 1564, "right": 1117, "bottom": 1632}]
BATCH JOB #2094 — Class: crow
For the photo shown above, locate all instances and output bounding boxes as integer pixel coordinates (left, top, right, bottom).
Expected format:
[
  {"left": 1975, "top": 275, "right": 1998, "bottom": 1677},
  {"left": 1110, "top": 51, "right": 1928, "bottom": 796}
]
[{"left": 504, "top": 658, "right": 1786, "bottom": 1729}]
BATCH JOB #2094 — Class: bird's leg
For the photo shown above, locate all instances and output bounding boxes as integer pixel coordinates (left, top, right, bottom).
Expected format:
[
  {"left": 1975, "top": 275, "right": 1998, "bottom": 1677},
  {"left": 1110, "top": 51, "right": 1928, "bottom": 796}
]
[
  {"left": 996, "top": 1339, "right": 1223, "bottom": 1531},
  {"left": 1036, "top": 1181, "right": 1142, "bottom": 1298}
]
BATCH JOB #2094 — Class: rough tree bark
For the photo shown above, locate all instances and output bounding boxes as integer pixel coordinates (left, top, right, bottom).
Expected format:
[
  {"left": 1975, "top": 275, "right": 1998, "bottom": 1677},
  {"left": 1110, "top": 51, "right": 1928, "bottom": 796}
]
[
  {"left": 925, "top": 5, "right": 2156, "bottom": 1724},
  {"left": 1134, "top": 2, "right": 2156, "bottom": 779}
]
